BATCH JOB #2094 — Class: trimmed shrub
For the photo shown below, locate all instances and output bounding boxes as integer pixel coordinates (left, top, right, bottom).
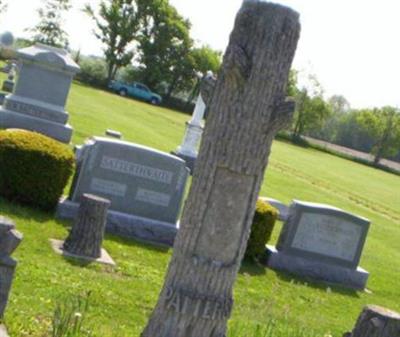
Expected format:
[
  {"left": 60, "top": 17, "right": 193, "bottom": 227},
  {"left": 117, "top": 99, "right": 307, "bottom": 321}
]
[
  {"left": 0, "top": 130, "right": 75, "bottom": 211},
  {"left": 245, "top": 199, "right": 278, "bottom": 259}
]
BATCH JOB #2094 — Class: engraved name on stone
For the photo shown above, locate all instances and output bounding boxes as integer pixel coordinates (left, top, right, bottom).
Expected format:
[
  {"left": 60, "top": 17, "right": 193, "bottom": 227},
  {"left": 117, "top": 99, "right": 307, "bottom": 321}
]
[
  {"left": 5, "top": 100, "right": 54, "bottom": 120},
  {"left": 291, "top": 213, "right": 362, "bottom": 261},
  {"left": 90, "top": 178, "right": 127, "bottom": 197},
  {"left": 135, "top": 188, "right": 171, "bottom": 207},
  {"left": 164, "top": 286, "right": 232, "bottom": 320},
  {"left": 100, "top": 156, "right": 173, "bottom": 184}
]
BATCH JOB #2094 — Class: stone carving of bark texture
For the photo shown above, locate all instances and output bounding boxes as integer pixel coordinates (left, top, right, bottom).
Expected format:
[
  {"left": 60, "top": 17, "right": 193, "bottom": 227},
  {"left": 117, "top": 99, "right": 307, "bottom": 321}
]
[
  {"left": 200, "top": 73, "right": 217, "bottom": 107},
  {"left": 141, "top": 2, "right": 300, "bottom": 337},
  {"left": 345, "top": 305, "right": 400, "bottom": 337},
  {"left": 63, "top": 194, "right": 110, "bottom": 259}
]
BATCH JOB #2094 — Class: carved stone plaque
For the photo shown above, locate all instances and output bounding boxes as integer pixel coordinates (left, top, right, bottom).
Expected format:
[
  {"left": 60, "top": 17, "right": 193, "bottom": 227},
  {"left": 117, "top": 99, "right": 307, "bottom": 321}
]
[{"left": 195, "top": 168, "right": 255, "bottom": 264}]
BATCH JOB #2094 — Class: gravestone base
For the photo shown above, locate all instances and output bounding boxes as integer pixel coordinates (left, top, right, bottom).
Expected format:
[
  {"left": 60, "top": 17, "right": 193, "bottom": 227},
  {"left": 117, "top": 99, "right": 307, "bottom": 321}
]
[
  {"left": 171, "top": 151, "right": 196, "bottom": 174},
  {"left": 57, "top": 198, "right": 178, "bottom": 247},
  {"left": 265, "top": 245, "right": 369, "bottom": 290},
  {"left": 0, "top": 109, "right": 72, "bottom": 143},
  {"left": 50, "top": 239, "right": 115, "bottom": 266}
]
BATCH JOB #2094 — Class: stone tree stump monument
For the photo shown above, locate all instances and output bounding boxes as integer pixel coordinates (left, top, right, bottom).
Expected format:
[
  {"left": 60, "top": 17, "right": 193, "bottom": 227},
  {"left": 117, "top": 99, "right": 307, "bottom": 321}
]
[
  {"left": 141, "top": 1, "right": 300, "bottom": 337},
  {"left": 344, "top": 305, "right": 400, "bottom": 337}
]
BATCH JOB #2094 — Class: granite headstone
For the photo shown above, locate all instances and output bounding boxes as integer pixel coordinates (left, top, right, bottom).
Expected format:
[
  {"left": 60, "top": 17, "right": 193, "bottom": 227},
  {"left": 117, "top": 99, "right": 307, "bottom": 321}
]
[
  {"left": 266, "top": 200, "right": 370, "bottom": 289},
  {"left": 0, "top": 216, "right": 22, "bottom": 317},
  {"left": 0, "top": 43, "right": 80, "bottom": 143},
  {"left": 58, "top": 137, "right": 189, "bottom": 246}
]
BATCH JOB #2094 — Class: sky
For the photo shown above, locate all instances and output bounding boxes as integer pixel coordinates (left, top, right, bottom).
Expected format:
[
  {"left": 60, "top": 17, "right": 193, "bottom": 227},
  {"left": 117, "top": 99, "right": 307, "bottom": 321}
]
[{"left": 0, "top": 0, "right": 400, "bottom": 109}]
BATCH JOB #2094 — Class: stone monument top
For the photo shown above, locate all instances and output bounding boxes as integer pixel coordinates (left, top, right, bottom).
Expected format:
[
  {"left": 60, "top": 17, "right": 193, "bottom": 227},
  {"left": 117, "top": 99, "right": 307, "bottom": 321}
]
[{"left": 16, "top": 43, "right": 80, "bottom": 74}]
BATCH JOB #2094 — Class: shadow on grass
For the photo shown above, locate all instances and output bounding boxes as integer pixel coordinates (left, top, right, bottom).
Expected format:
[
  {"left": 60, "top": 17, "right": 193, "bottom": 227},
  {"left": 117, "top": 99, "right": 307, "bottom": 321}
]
[
  {"left": 239, "top": 258, "right": 267, "bottom": 276},
  {"left": 273, "top": 269, "right": 360, "bottom": 298},
  {"left": 106, "top": 234, "right": 171, "bottom": 254},
  {"left": 0, "top": 196, "right": 55, "bottom": 223}
]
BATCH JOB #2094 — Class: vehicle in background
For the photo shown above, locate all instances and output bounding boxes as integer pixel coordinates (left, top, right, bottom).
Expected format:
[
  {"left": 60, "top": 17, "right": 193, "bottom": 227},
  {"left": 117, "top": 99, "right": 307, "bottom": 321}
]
[{"left": 108, "top": 81, "right": 162, "bottom": 105}]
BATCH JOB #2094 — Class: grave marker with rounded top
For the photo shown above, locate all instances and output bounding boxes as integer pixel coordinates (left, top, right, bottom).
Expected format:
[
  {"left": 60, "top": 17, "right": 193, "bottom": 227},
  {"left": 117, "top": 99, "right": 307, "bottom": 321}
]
[{"left": 141, "top": 1, "right": 300, "bottom": 336}]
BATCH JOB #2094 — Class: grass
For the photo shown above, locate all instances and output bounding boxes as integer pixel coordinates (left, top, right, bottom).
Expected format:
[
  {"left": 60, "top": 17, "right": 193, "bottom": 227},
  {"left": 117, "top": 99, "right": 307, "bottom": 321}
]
[{"left": 0, "top": 80, "right": 399, "bottom": 336}]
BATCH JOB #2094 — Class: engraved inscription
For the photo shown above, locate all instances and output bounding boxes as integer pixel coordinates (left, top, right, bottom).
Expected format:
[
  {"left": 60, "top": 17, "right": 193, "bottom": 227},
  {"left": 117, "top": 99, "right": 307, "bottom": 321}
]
[
  {"left": 5, "top": 100, "right": 54, "bottom": 120},
  {"left": 195, "top": 168, "right": 255, "bottom": 264},
  {"left": 100, "top": 155, "right": 173, "bottom": 184},
  {"left": 90, "top": 178, "right": 127, "bottom": 197},
  {"left": 164, "top": 286, "right": 232, "bottom": 320},
  {"left": 291, "top": 213, "right": 362, "bottom": 261},
  {"left": 135, "top": 188, "right": 171, "bottom": 207}
]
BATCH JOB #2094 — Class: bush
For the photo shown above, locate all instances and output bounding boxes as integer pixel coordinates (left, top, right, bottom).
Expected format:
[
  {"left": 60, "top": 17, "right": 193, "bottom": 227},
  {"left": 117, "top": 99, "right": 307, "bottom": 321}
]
[
  {"left": 75, "top": 56, "right": 108, "bottom": 88},
  {"left": 0, "top": 130, "right": 75, "bottom": 211},
  {"left": 245, "top": 199, "right": 278, "bottom": 259}
]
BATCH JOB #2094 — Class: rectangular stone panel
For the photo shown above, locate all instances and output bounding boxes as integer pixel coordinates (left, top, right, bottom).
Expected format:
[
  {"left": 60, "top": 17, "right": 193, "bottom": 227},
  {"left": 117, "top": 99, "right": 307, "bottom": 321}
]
[
  {"left": 194, "top": 168, "right": 255, "bottom": 264},
  {"left": 277, "top": 200, "right": 370, "bottom": 269},
  {"left": 70, "top": 138, "right": 189, "bottom": 224}
]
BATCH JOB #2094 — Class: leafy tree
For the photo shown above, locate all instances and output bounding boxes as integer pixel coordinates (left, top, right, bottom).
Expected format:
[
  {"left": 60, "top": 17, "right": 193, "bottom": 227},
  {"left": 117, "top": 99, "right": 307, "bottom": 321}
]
[
  {"left": 292, "top": 88, "right": 331, "bottom": 140},
  {"left": 29, "top": 0, "right": 71, "bottom": 48},
  {"left": 287, "top": 69, "right": 298, "bottom": 97},
  {"left": 186, "top": 46, "right": 222, "bottom": 102},
  {"left": 85, "top": 0, "right": 140, "bottom": 83},
  {"left": 357, "top": 107, "right": 400, "bottom": 165},
  {"left": 328, "top": 95, "right": 350, "bottom": 114},
  {"left": 0, "top": 1, "right": 7, "bottom": 14},
  {"left": 136, "top": 0, "right": 193, "bottom": 97}
]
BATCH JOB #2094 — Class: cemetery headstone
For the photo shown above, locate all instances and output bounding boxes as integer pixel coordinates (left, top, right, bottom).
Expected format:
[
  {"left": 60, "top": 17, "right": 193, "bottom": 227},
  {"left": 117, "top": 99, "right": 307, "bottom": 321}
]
[
  {"left": 173, "top": 72, "right": 216, "bottom": 173},
  {"left": 266, "top": 200, "right": 370, "bottom": 289},
  {"left": 57, "top": 137, "right": 189, "bottom": 246},
  {"left": 51, "top": 194, "right": 115, "bottom": 265},
  {"left": 0, "top": 216, "right": 23, "bottom": 318},
  {"left": 105, "top": 129, "right": 122, "bottom": 139},
  {"left": 344, "top": 305, "right": 400, "bottom": 337},
  {"left": 2, "top": 62, "right": 17, "bottom": 93},
  {"left": 141, "top": 2, "right": 300, "bottom": 336},
  {"left": 0, "top": 43, "right": 80, "bottom": 143}
]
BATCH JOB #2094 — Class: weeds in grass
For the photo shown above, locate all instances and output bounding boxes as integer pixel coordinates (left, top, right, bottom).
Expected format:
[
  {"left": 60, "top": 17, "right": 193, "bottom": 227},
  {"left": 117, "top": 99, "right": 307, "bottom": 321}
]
[{"left": 51, "top": 292, "right": 93, "bottom": 337}]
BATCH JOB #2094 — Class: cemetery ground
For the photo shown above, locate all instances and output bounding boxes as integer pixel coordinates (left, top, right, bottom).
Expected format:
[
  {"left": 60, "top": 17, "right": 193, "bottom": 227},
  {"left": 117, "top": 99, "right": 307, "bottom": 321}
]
[{"left": 0, "top": 80, "right": 399, "bottom": 336}]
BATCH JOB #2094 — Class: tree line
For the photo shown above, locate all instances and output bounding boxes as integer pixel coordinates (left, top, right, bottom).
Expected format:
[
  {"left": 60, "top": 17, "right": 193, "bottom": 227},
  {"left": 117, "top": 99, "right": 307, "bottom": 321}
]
[
  {"left": 1, "top": 0, "right": 399, "bottom": 164},
  {"left": 6, "top": 0, "right": 222, "bottom": 101},
  {"left": 288, "top": 71, "right": 400, "bottom": 165}
]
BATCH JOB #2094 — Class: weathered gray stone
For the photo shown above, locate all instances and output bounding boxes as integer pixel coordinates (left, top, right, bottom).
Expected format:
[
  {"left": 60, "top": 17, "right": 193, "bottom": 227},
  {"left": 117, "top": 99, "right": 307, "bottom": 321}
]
[
  {"left": 105, "top": 129, "right": 122, "bottom": 139},
  {"left": 0, "top": 216, "right": 22, "bottom": 318},
  {"left": 265, "top": 200, "right": 371, "bottom": 289},
  {"left": 0, "top": 43, "right": 79, "bottom": 143},
  {"left": 58, "top": 137, "right": 188, "bottom": 244}
]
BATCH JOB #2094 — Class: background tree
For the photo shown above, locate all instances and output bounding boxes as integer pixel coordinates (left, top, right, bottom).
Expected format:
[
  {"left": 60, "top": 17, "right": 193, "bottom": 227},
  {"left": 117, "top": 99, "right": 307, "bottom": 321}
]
[
  {"left": 85, "top": 0, "right": 140, "bottom": 83},
  {"left": 292, "top": 88, "right": 331, "bottom": 140},
  {"left": 185, "top": 46, "right": 222, "bottom": 102},
  {"left": 0, "top": 1, "right": 7, "bottom": 15},
  {"left": 357, "top": 106, "right": 400, "bottom": 165},
  {"left": 28, "top": 0, "right": 71, "bottom": 48},
  {"left": 136, "top": 0, "right": 193, "bottom": 96}
]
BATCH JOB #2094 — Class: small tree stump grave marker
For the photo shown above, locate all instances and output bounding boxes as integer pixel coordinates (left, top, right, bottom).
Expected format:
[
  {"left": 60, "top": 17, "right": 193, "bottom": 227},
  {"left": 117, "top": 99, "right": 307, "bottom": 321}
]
[{"left": 50, "top": 194, "right": 115, "bottom": 266}]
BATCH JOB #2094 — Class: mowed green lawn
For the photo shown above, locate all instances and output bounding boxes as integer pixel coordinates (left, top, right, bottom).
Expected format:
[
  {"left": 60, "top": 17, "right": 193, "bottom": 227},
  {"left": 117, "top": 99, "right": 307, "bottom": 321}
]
[{"left": 0, "top": 81, "right": 399, "bottom": 336}]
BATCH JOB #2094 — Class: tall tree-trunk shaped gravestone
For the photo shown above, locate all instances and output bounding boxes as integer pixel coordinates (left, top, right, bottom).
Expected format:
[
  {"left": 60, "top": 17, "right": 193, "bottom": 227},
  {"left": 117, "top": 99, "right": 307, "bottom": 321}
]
[{"left": 141, "top": 2, "right": 300, "bottom": 337}]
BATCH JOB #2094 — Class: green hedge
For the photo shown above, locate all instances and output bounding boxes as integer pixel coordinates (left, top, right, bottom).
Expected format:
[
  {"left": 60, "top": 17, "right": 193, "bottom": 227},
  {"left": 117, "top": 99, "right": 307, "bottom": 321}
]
[
  {"left": 0, "top": 130, "right": 75, "bottom": 210},
  {"left": 245, "top": 199, "right": 278, "bottom": 260}
]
